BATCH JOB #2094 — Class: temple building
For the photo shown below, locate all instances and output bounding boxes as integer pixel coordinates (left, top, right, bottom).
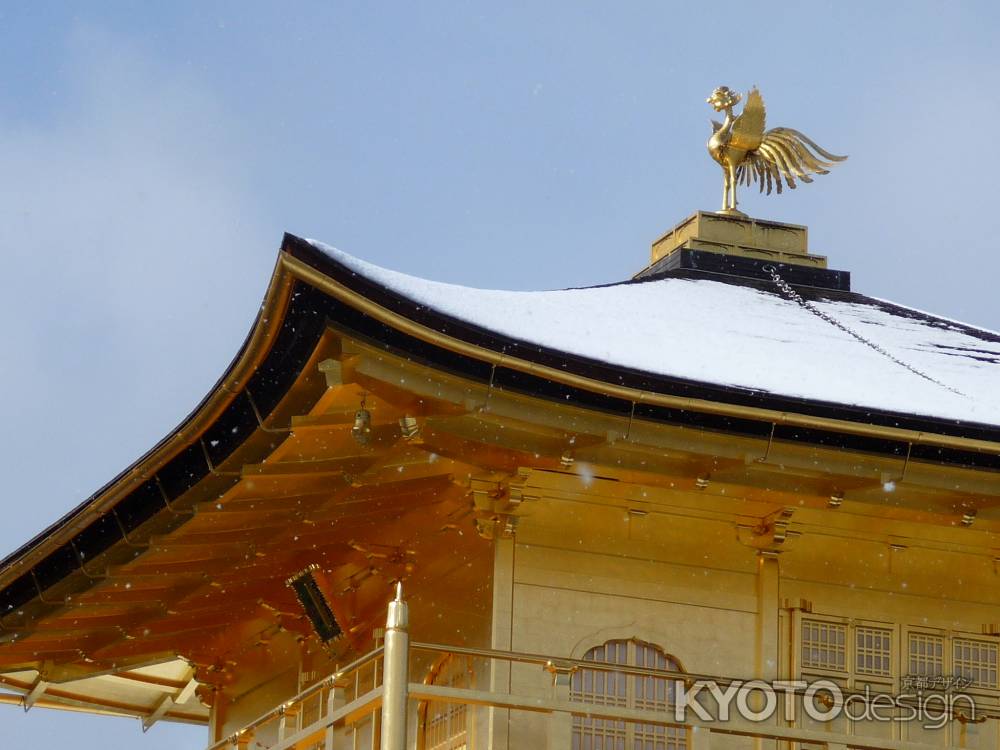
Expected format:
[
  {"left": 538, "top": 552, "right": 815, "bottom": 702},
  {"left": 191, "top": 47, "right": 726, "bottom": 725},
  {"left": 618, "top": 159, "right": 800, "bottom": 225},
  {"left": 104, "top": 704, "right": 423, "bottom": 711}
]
[{"left": 1, "top": 211, "right": 999, "bottom": 750}]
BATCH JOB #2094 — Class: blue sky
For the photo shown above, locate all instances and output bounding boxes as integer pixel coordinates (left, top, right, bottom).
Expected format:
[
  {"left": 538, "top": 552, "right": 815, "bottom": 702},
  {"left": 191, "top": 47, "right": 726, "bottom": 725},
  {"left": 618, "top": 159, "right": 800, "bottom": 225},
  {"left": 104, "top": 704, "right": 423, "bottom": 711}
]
[{"left": 2, "top": 2, "right": 999, "bottom": 747}]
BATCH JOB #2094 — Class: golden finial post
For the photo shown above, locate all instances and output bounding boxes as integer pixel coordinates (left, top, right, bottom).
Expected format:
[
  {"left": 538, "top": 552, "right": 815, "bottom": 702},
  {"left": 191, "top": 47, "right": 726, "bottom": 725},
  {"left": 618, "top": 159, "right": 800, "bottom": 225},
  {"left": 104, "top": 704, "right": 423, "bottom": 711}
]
[
  {"left": 706, "top": 86, "right": 847, "bottom": 214},
  {"left": 380, "top": 582, "right": 409, "bottom": 750}
]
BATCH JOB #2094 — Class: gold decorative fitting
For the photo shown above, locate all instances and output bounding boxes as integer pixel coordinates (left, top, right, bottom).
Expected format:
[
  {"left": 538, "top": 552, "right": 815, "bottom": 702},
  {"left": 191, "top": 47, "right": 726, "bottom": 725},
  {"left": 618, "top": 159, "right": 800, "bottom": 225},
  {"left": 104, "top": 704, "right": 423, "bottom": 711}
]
[
  {"left": 707, "top": 86, "right": 846, "bottom": 214},
  {"left": 474, "top": 516, "right": 518, "bottom": 540},
  {"left": 398, "top": 415, "right": 420, "bottom": 441},
  {"left": 738, "top": 508, "right": 796, "bottom": 551},
  {"left": 767, "top": 508, "right": 795, "bottom": 545},
  {"left": 470, "top": 473, "right": 535, "bottom": 539},
  {"left": 351, "top": 396, "right": 372, "bottom": 446},
  {"left": 543, "top": 660, "right": 578, "bottom": 686},
  {"left": 956, "top": 709, "right": 988, "bottom": 725}
]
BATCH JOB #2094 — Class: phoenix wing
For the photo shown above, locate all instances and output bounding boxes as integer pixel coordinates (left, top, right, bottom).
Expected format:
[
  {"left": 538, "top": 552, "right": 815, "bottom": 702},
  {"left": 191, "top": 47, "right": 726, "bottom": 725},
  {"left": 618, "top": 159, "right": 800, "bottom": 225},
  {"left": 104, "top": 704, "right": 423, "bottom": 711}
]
[
  {"left": 729, "top": 87, "right": 766, "bottom": 151},
  {"left": 738, "top": 126, "right": 847, "bottom": 194}
]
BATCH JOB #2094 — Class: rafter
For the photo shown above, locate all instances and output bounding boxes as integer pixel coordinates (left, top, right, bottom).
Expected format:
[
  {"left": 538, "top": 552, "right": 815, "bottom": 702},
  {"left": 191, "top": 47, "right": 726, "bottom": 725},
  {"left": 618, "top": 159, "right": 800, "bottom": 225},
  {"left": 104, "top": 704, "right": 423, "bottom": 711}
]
[
  {"left": 242, "top": 455, "right": 377, "bottom": 478},
  {"left": 0, "top": 672, "right": 208, "bottom": 723},
  {"left": 22, "top": 675, "right": 49, "bottom": 710},
  {"left": 142, "top": 669, "right": 198, "bottom": 731}
]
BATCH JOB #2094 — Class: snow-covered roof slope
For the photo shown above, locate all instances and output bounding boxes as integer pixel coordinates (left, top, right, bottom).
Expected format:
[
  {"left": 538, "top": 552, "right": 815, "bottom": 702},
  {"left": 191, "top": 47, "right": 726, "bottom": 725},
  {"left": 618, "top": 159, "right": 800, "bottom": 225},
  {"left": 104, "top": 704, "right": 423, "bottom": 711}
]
[{"left": 309, "top": 241, "right": 1000, "bottom": 428}]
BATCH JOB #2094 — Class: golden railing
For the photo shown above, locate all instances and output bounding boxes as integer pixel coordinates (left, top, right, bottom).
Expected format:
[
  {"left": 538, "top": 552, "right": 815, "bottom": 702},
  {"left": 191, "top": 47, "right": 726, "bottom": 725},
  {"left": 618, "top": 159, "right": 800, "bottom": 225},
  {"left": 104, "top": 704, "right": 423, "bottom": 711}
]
[{"left": 204, "top": 646, "right": 384, "bottom": 750}]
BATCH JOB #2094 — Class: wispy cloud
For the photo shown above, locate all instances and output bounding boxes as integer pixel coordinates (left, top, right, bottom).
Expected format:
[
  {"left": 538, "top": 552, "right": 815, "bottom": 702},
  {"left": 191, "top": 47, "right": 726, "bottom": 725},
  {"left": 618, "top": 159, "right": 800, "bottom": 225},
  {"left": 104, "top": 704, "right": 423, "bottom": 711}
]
[{"left": 0, "top": 25, "right": 273, "bottom": 555}]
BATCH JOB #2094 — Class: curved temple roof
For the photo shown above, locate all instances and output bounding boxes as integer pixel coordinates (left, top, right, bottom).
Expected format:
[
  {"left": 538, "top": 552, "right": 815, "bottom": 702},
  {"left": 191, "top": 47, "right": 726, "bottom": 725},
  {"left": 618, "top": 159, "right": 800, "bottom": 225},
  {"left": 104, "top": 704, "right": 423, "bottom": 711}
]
[
  {"left": 4, "top": 232, "right": 1000, "bottom": 593},
  {"left": 309, "top": 239, "right": 1000, "bottom": 428}
]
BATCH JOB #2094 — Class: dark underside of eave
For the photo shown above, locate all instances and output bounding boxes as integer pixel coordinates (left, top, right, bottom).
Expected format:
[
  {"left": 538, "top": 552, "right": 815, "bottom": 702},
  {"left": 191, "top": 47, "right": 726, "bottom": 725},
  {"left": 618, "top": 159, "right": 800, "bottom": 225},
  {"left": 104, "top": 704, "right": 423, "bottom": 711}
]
[{"left": 2, "top": 233, "right": 999, "bottom": 623}]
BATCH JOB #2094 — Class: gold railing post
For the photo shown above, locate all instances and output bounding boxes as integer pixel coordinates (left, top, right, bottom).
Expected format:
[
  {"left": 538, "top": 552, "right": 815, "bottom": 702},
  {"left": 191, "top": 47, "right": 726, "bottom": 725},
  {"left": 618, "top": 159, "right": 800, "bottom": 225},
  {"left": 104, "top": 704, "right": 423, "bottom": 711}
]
[
  {"left": 324, "top": 681, "right": 340, "bottom": 750},
  {"left": 277, "top": 705, "right": 288, "bottom": 741},
  {"left": 545, "top": 661, "right": 574, "bottom": 750},
  {"left": 690, "top": 725, "right": 712, "bottom": 750},
  {"left": 277, "top": 703, "right": 300, "bottom": 741},
  {"left": 380, "top": 582, "right": 409, "bottom": 750}
]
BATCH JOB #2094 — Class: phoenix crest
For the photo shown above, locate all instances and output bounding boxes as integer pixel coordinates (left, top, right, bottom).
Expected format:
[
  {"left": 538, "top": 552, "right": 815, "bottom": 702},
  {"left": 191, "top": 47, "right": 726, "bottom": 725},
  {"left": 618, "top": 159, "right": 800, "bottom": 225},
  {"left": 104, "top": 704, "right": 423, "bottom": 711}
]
[{"left": 706, "top": 86, "right": 846, "bottom": 214}]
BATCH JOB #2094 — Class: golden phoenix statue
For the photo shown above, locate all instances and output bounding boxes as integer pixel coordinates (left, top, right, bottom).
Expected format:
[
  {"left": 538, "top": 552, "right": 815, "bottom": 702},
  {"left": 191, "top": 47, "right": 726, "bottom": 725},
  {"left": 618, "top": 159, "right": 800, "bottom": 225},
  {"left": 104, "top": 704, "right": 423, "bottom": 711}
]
[{"left": 707, "top": 86, "right": 846, "bottom": 214}]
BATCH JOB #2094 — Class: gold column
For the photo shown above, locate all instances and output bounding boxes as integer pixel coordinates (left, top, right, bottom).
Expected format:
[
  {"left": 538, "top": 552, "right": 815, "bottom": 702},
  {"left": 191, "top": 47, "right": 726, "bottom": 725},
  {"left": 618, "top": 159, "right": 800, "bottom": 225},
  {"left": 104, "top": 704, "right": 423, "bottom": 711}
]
[
  {"left": 380, "top": 582, "right": 409, "bottom": 750},
  {"left": 488, "top": 534, "right": 515, "bottom": 750},
  {"left": 756, "top": 551, "right": 780, "bottom": 750},
  {"left": 756, "top": 551, "right": 780, "bottom": 681}
]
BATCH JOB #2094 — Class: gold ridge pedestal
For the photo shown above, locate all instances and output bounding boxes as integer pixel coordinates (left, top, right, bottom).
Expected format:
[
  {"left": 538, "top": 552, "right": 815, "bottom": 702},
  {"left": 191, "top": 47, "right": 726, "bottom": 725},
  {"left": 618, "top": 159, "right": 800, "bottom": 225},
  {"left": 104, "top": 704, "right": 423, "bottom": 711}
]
[{"left": 650, "top": 210, "right": 826, "bottom": 269}]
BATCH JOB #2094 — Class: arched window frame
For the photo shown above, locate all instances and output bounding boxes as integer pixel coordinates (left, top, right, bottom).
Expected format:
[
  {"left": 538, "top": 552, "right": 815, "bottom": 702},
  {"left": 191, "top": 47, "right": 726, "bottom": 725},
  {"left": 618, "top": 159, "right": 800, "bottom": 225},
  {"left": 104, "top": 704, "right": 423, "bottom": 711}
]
[
  {"left": 570, "top": 638, "right": 687, "bottom": 750},
  {"left": 418, "top": 653, "right": 475, "bottom": 750}
]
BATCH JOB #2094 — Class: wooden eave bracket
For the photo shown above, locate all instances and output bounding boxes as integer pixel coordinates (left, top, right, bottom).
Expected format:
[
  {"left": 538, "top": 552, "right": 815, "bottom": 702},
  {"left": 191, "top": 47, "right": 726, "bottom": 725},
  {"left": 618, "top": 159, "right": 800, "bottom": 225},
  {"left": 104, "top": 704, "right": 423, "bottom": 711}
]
[
  {"left": 318, "top": 355, "right": 360, "bottom": 388},
  {"left": 471, "top": 468, "right": 539, "bottom": 539},
  {"left": 736, "top": 507, "right": 798, "bottom": 551}
]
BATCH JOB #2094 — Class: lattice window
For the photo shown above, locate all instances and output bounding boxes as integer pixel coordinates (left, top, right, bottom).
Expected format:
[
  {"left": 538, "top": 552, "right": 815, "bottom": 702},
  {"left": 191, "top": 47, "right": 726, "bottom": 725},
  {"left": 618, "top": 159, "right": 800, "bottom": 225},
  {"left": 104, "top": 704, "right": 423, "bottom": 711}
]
[
  {"left": 801, "top": 620, "right": 847, "bottom": 672},
  {"left": 908, "top": 633, "right": 944, "bottom": 678},
  {"left": 953, "top": 638, "right": 999, "bottom": 690},
  {"left": 570, "top": 639, "right": 685, "bottom": 750},
  {"left": 423, "top": 655, "right": 472, "bottom": 750},
  {"left": 572, "top": 640, "right": 627, "bottom": 750},
  {"left": 855, "top": 626, "right": 892, "bottom": 677}
]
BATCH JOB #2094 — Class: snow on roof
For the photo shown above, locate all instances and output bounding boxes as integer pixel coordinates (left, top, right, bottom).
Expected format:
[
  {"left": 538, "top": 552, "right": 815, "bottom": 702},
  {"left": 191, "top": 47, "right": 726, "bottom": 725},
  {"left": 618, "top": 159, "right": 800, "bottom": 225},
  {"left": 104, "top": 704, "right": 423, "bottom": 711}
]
[{"left": 308, "top": 241, "right": 1000, "bottom": 428}]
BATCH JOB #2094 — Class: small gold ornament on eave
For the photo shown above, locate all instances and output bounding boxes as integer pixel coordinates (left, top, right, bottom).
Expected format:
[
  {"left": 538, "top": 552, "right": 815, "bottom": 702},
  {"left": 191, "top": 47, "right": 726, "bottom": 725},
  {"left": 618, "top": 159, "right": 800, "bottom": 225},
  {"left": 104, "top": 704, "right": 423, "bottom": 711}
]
[{"left": 707, "top": 86, "right": 846, "bottom": 215}]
